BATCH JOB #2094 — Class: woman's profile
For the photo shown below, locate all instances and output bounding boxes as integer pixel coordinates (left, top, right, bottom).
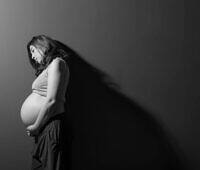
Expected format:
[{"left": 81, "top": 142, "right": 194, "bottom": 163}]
[{"left": 20, "top": 35, "right": 70, "bottom": 170}]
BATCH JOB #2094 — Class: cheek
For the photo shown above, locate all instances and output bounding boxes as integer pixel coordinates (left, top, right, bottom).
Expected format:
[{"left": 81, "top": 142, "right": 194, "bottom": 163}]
[
  {"left": 35, "top": 52, "right": 40, "bottom": 58},
  {"left": 38, "top": 55, "right": 43, "bottom": 61}
]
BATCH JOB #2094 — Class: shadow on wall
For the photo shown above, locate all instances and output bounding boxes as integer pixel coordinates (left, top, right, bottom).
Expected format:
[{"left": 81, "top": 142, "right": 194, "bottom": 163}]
[{"left": 58, "top": 41, "right": 187, "bottom": 170}]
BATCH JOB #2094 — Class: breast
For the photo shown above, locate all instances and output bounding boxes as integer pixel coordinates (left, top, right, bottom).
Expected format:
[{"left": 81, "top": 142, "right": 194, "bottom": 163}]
[{"left": 20, "top": 92, "right": 46, "bottom": 126}]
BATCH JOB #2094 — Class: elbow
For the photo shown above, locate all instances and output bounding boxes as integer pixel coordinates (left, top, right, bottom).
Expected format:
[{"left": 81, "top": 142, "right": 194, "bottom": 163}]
[
  {"left": 46, "top": 98, "right": 63, "bottom": 106},
  {"left": 46, "top": 98, "right": 56, "bottom": 105}
]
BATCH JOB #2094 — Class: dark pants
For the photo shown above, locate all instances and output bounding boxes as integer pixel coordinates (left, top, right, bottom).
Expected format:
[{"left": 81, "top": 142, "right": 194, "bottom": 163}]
[{"left": 31, "top": 113, "right": 69, "bottom": 170}]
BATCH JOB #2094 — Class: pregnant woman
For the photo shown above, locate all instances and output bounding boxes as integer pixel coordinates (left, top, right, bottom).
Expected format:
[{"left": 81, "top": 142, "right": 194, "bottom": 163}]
[{"left": 20, "top": 35, "right": 70, "bottom": 170}]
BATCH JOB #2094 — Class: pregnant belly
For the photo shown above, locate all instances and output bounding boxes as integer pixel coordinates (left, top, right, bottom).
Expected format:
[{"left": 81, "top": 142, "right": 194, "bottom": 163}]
[{"left": 20, "top": 92, "right": 46, "bottom": 126}]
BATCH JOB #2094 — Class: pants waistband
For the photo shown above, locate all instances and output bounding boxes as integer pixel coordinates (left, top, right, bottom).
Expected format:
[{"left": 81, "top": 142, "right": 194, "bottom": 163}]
[{"left": 34, "top": 112, "right": 65, "bottom": 142}]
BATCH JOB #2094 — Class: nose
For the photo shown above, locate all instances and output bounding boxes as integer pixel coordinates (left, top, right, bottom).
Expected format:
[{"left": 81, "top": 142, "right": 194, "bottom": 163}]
[
  {"left": 32, "top": 55, "right": 35, "bottom": 60},
  {"left": 32, "top": 56, "right": 37, "bottom": 62}
]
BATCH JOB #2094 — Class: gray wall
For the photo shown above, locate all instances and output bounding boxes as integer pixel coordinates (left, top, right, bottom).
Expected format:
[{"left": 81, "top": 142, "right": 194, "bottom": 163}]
[{"left": 0, "top": 0, "right": 197, "bottom": 169}]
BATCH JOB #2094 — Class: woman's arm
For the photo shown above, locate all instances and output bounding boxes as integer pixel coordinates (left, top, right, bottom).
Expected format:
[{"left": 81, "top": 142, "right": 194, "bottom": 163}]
[{"left": 27, "top": 58, "right": 68, "bottom": 136}]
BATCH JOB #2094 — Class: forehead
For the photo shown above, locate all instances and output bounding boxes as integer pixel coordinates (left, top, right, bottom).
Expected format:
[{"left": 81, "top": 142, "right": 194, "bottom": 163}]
[{"left": 30, "top": 45, "right": 37, "bottom": 50}]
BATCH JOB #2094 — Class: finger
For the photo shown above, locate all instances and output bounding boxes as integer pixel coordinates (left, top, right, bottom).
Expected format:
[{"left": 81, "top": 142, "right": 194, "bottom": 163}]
[
  {"left": 26, "top": 131, "right": 30, "bottom": 136},
  {"left": 28, "top": 131, "right": 34, "bottom": 137}
]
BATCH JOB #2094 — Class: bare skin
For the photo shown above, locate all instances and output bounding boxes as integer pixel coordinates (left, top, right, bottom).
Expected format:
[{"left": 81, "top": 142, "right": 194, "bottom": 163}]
[{"left": 25, "top": 46, "right": 69, "bottom": 137}]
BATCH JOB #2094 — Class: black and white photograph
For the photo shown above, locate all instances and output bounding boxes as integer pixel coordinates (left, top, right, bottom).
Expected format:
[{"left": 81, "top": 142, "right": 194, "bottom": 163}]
[{"left": 0, "top": 0, "right": 197, "bottom": 170}]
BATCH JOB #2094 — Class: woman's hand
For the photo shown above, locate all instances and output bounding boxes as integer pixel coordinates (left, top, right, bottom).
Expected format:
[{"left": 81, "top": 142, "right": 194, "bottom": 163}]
[{"left": 26, "top": 124, "right": 40, "bottom": 137}]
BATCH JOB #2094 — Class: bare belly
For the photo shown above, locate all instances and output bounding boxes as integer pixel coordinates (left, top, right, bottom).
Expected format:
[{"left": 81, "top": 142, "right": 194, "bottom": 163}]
[
  {"left": 20, "top": 92, "right": 46, "bottom": 126},
  {"left": 21, "top": 92, "right": 66, "bottom": 126}
]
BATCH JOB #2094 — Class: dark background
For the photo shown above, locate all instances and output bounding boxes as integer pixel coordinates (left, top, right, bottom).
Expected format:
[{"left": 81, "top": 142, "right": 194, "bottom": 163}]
[{"left": 0, "top": 0, "right": 199, "bottom": 169}]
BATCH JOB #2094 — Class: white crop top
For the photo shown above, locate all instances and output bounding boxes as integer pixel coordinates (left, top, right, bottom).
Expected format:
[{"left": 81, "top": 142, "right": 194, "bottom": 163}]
[{"left": 32, "top": 58, "right": 67, "bottom": 102}]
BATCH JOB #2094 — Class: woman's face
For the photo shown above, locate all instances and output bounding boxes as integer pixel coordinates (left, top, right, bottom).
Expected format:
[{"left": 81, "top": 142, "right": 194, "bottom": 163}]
[{"left": 30, "top": 45, "right": 45, "bottom": 64}]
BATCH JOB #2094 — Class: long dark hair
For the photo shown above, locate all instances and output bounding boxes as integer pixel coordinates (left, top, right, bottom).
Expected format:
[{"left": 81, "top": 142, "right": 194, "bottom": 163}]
[
  {"left": 27, "top": 35, "right": 71, "bottom": 76},
  {"left": 26, "top": 35, "right": 185, "bottom": 169}
]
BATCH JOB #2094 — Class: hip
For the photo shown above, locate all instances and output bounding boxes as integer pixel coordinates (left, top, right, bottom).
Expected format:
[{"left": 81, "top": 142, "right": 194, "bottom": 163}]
[{"left": 34, "top": 112, "right": 66, "bottom": 143}]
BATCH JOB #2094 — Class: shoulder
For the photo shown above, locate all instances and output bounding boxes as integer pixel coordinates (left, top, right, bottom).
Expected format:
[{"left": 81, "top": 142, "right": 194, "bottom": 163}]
[
  {"left": 48, "top": 57, "right": 67, "bottom": 71},
  {"left": 47, "top": 57, "right": 69, "bottom": 77}
]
